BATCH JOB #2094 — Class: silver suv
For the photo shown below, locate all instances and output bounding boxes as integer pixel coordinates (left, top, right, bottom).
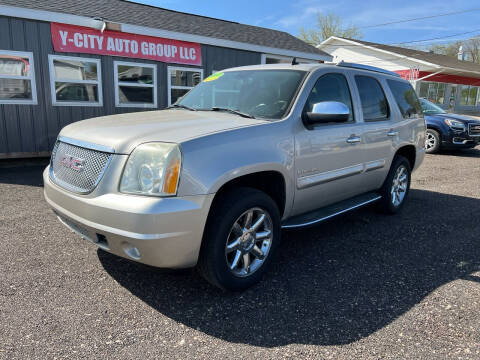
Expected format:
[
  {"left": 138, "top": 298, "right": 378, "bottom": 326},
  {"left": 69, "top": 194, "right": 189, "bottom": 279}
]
[{"left": 44, "top": 62, "right": 426, "bottom": 290}]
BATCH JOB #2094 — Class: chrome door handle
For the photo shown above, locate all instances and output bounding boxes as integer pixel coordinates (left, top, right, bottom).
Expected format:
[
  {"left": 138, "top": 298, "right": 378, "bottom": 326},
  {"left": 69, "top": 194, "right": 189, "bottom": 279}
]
[
  {"left": 387, "top": 130, "right": 399, "bottom": 137},
  {"left": 346, "top": 136, "right": 361, "bottom": 144}
]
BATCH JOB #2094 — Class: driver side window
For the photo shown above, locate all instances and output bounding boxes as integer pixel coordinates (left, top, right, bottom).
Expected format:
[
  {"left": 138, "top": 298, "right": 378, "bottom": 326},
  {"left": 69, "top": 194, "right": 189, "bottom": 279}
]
[{"left": 304, "top": 73, "right": 354, "bottom": 122}]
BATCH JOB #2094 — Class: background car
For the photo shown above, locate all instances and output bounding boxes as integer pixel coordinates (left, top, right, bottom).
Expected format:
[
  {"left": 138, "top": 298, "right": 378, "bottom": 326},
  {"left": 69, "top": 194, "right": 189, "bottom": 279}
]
[{"left": 421, "top": 98, "right": 480, "bottom": 153}]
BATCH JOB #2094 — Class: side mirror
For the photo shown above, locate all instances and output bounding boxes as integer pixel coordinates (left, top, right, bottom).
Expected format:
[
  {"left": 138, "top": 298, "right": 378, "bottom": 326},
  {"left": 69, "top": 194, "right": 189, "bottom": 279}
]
[{"left": 303, "top": 101, "right": 350, "bottom": 127}]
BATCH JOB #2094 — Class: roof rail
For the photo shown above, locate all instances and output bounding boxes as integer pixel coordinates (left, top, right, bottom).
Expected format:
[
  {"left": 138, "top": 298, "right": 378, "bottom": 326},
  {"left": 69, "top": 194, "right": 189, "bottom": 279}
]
[{"left": 330, "top": 61, "right": 401, "bottom": 77}]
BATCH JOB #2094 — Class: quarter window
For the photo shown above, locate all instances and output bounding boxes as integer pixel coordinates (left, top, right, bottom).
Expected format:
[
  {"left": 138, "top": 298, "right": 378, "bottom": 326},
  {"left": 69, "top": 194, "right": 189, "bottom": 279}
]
[
  {"left": 304, "top": 73, "right": 354, "bottom": 122},
  {"left": 114, "top": 61, "right": 157, "bottom": 108},
  {"left": 387, "top": 79, "right": 422, "bottom": 119},
  {"left": 355, "top": 75, "right": 389, "bottom": 121},
  {"left": 0, "top": 50, "right": 37, "bottom": 105},
  {"left": 167, "top": 67, "right": 203, "bottom": 105},
  {"left": 49, "top": 55, "right": 102, "bottom": 106}
]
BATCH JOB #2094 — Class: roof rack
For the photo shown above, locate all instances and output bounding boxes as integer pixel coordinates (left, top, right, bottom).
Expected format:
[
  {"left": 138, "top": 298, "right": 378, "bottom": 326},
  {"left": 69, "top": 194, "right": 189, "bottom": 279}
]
[{"left": 329, "top": 61, "right": 401, "bottom": 77}]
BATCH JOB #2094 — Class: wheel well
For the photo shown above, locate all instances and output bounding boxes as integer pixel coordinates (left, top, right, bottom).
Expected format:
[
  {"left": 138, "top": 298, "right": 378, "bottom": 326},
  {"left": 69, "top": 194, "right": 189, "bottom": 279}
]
[
  {"left": 212, "top": 171, "right": 286, "bottom": 216},
  {"left": 426, "top": 126, "right": 441, "bottom": 134},
  {"left": 395, "top": 145, "right": 416, "bottom": 169}
]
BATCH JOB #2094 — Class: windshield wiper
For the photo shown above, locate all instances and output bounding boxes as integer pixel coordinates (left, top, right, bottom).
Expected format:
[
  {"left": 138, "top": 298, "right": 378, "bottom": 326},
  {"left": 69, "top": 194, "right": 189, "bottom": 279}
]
[
  {"left": 168, "top": 104, "right": 197, "bottom": 111},
  {"left": 210, "top": 107, "right": 255, "bottom": 119}
]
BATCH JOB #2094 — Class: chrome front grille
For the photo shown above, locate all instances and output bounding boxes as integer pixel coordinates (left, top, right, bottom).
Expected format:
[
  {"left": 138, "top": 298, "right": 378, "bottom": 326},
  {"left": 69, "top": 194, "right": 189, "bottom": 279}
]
[
  {"left": 50, "top": 140, "right": 113, "bottom": 194},
  {"left": 469, "top": 123, "right": 480, "bottom": 136}
]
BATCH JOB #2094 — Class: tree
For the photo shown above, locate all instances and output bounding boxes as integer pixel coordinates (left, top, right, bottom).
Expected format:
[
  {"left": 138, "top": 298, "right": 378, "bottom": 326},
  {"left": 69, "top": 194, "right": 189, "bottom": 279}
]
[
  {"left": 298, "top": 13, "right": 362, "bottom": 46},
  {"left": 464, "top": 37, "right": 480, "bottom": 63},
  {"left": 425, "top": 38, "right": 480, "bottom": 64},
  {"left": 427, "top": 41, "right": 463, "bottom": 58}
]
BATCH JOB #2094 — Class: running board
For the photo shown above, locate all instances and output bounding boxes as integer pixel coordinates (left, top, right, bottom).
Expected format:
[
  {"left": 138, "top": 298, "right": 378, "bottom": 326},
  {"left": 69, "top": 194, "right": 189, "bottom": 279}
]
[{"left": 281, "top": 192, "right": 381, "bottom": 229}]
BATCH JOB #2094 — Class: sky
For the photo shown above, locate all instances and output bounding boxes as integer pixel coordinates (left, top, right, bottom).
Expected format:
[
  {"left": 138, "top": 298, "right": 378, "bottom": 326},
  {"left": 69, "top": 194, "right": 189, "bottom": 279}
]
[{"left": 129, "top": 0, "right": 480, "bottom": 46}]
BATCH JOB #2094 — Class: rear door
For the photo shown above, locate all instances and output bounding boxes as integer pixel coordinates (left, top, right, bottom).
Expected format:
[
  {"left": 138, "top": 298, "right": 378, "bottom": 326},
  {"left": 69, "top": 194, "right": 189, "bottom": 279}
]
[
  {"left": 292, "top": 70, "right": 366, "bottom": 216},
  {"left": 352, "top": 74, "right": 396, "bottom": 191}
]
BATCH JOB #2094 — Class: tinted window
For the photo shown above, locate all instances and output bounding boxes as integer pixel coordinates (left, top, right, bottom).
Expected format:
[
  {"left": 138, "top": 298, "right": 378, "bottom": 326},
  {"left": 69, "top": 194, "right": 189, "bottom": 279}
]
[
  {"left": 420, "top": 98, "right": 446, "bottom": 115},
  {"left": 355, "top": 76, "right": 389, "bottom": 121},
  {"left": 304, "top": 73, "right": 354, "bottom": 121},
  {"left": 387, "top": 79, "right": 422, "bottom": 119}
]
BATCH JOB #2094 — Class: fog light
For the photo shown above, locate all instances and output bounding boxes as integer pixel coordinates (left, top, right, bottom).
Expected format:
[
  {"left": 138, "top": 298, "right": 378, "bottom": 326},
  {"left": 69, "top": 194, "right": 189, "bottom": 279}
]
[{"left": 122, "top": 242, "right": 141, "bottom": 260}]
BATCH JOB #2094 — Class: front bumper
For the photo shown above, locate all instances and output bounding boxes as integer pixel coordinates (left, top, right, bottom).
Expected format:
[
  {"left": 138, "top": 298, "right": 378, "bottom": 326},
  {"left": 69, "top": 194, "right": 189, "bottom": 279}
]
[
  {"left": 43, "top": 167, "right": 214, "bottom": 268},
  {"left": 441, "top": 129, "right": 480, "bottom": 148}
]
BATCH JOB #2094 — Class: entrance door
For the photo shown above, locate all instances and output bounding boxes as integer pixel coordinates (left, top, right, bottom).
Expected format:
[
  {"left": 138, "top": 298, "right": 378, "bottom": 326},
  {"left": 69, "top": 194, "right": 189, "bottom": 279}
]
[{"left": 449, "top": 85, "right": 457, "bottom": 111}]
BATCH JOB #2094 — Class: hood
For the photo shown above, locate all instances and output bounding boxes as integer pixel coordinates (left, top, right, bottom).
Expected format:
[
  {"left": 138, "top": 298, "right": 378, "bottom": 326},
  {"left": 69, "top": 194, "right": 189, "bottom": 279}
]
[
  {"left": 59, "top": 109, "right": 268, "bottom": 154},
  {"left": 424, "top": 112, "right": 480, "bottom": 124}
]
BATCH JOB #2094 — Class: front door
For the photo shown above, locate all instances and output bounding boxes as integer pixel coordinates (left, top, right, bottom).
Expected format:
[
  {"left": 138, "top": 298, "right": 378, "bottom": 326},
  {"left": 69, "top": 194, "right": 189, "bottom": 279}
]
[{"left": 292, "top": 72, "right": 365, "bottom": 216}]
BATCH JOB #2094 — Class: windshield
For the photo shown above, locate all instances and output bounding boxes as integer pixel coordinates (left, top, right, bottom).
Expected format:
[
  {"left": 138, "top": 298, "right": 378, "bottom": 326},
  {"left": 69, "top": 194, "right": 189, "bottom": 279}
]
[
  {"left": 420, "top": 98, "right": 446, "bottom": 114},
  {"left": 176, "top": 70, "right": 306, "bottom": 119}
]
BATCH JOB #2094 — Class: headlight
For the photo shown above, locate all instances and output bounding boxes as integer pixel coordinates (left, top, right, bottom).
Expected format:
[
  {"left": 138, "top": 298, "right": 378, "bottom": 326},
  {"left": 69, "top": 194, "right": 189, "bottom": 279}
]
[
  {"left": 445, "top": 119, "right": 466, "bottom": 132},
  {"left": 120, "top": 143, "right": 182, "bottom": 196}
]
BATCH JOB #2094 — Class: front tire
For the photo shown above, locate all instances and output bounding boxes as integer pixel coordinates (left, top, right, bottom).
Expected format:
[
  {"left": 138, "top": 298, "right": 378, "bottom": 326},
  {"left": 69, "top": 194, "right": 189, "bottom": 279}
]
[
  {"left": 425, "top": 129, "right": 441, "bottom": 154},
  {"left": 197, "top": 187, "right": 281, "bottom": 291},
  {"left": 377, "top": 155, "right": 411, "bottom": 214}
]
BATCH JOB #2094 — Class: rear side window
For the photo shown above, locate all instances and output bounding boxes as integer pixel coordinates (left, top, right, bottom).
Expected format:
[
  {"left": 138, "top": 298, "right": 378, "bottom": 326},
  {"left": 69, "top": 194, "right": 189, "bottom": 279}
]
[
  {"left": 387, "top": 79, "right": 422, "bottom": 119},
  {"left": 355, "top": 75, "right": 389, "bottom": 121},
  {"left": 304, "top": 73, "right": 354, "bottom": 122}
]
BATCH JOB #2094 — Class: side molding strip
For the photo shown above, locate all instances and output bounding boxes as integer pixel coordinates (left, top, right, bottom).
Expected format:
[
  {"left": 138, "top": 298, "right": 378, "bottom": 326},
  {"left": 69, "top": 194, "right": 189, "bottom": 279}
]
[
  {"left": 365, "top": 159, "right": 386, "bottom": 172},
  {"left": 297, "top": 164, "right": 364, "bottom": 189}
]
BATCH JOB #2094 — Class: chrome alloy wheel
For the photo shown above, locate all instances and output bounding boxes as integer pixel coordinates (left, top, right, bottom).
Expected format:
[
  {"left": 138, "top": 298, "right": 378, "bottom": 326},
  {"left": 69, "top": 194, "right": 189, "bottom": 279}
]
[
  {"left": 391, "top": 165, "right": 408, "bottom": 207},
  {"left": 425, "top": 132, "right": 436, "bottom": 150},
  {"left": 225, "top": 207, "right": 273, "bottom": 277}
]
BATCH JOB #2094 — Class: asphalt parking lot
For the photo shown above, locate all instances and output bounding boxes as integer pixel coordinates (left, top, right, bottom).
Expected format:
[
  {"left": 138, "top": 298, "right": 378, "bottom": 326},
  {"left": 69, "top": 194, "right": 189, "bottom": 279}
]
[{"left": 1, "top": 149, "right": 480, "bottom": 359}]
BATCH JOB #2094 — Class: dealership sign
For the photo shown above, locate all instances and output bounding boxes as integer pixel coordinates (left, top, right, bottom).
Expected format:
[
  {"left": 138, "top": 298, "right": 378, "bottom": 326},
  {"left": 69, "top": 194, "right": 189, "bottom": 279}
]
[{"left": 51, "top": 23, "right": 202, "bottom": 66}]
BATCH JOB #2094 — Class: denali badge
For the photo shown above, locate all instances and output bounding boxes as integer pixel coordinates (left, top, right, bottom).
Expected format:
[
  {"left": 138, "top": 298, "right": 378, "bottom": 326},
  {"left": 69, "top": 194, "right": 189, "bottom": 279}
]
[{"left": 60, "top": 155, "right": 85, "bottom": 172}]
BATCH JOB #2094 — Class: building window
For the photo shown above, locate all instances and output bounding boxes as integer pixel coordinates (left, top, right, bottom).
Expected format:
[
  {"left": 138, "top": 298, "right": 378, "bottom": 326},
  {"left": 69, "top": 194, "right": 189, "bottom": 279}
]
[
  {"left": 49, "top": 55, "right": 102, "bottom": 106},
  {"left": 418, "top": 82, "right": 446, "bottom": 105},
  {"left": 114, "top": 61, "right": 157, "bottom": 108},
  {"left": 459, "top": 85, "right": 480, "bottom": 106},
  {"left": 0, "top": 50, "right": 37, "bottom": 105},
  {"left": 167, "top": 67, "right": 203, "bottom": 105}
]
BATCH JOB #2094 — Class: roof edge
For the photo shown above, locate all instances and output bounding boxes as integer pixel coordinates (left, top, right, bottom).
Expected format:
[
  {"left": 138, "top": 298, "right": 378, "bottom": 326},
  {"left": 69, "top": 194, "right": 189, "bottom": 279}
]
[
  {"left": 318, "top": 36, "right": 441, "bottom": 69},
  {"left": 0, "top": 4, "right": 332, "bottom": 61}
]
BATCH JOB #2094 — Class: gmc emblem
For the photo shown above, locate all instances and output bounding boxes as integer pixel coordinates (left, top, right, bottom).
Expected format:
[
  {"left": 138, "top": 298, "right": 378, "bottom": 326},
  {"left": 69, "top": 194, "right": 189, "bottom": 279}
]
[{"left": 60, "top": 154, "right": 85, "bottom": 172}]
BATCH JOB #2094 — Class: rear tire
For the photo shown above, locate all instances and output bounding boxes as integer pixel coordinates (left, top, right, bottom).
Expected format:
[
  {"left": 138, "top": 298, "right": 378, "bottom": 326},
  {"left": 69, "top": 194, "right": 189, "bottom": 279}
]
[
  {"left": 377, "top": 155, "right": 411, "bottom": 214},
  {"left": 197, "top": 187, "right": 281, "bottom": 291},
  {"left": 425, "top": 129, "right": 440, "bottom": 154}
]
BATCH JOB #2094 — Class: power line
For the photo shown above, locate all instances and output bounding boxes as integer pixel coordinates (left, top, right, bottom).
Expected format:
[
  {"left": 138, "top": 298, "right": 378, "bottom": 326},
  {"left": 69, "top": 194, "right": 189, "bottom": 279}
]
[
  {"left": 359, "top": 8, "right": 480, "bottom": 29},
  {"left": 320, "top": 30, "right": 480, "bottom": 49},
  {"left": 392, "top": 29, "right": 480, "bottom": 45}
]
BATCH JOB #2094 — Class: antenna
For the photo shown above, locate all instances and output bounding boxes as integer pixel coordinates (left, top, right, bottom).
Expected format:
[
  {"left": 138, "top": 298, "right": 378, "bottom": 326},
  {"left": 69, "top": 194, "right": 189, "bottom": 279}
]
[{"left": 291, "top": 57, "right": 299, "bottom": 65}]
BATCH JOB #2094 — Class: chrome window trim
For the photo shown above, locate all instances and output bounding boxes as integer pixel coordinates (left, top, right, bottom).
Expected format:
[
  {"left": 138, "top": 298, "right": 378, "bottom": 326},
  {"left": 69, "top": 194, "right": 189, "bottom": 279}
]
[{"left": 58, "top": 136, "right": 115, "bottom": 154}]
